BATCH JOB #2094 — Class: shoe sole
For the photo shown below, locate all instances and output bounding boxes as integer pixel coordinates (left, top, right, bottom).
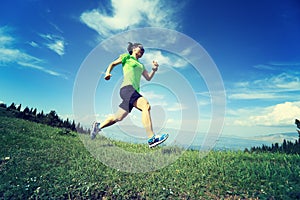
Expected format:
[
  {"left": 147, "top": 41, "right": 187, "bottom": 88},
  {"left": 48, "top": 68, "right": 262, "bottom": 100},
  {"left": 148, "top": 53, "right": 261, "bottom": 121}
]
[
  {"left": 90, "top": 132, "right": 97, "bottom": 140},
  {"left": 149, "top": 135, "right": 169, "bottom": 148},
  {"left": 90, "top": 122, "right": 100, "bottom": 140}
]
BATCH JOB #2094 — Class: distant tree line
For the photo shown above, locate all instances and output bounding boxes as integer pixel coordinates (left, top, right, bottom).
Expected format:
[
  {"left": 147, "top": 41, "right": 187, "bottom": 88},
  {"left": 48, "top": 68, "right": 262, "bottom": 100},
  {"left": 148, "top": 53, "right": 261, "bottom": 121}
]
[
  {"left": 245, "top": 119, "right": 300, "bottom": 154},
  {"left": 0, "top": 102, "right": 89, "bottom": 134}
]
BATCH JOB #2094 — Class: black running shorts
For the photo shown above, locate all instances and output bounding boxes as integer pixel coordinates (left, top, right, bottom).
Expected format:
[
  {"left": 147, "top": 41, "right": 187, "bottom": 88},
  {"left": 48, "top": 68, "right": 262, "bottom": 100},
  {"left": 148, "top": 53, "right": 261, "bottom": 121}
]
[{"left": 119, "top": 85, "right": 142, "bottom": 113}]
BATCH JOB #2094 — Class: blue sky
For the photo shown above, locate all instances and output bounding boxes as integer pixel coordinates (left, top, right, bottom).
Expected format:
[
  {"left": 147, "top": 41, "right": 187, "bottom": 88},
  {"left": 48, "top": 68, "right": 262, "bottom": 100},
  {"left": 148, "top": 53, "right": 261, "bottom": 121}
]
[{"left": 1, "top": 0, "right": 300, "bottom": 137}]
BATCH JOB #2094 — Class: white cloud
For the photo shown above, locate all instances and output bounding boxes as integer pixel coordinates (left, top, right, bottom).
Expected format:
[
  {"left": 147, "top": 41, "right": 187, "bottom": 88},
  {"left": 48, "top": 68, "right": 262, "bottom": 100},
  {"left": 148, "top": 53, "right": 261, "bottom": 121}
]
[
  {"left": 0, "top": 27, "right": 65, "bottom": 77},
  {"left": 198, "top": 96, "right": 211, "bottom": 107},
  {"left": 166, "top": 102, "right": 187, "bottom": 112},
  {"left": 39, "top": 34, "right": 66, "bottom": 56},
  {"left": 228, "top": 72, "right": 300, "bottom": 101},
  {"left": 47, "top": 40, "right": 65, "bottom": 56},
  {"left": 140, "top": 90, "right": 165, "bottom": 100},
  {"left": 0, "top": 31, "right": 43, "bottom": 65},
  {"left": 141, "top": 90, "right": 187, "bottom": 112},
  {"left": 251, "top": 72, "right": 299, "bottom": 91},
  {"left": 141, "top": 51, "right": 171, "bottom": 67},
  {"left": 17, "top": 62, "right": 66, "bottom": 79},
  {"left": 141, "top": 50, "right": 188, "bottom": 70},
  {"left": 272, "top": 73, "right": 300, "bottom": 90},
  {"left": 253, "top": 64, "right": 277, "bottom": 70},
  {"left": 180, "top": 47, "right": 192, "bottom": 56},
  {"left": 250, "top": 102, "right": 300, "bottom": 126},
  {"left": 140, "top": 90, "right": 169, "bottom": 108},
  {"left": 0, "top": 34, "right": 13, "bottom": 47},
  {"left": 229, "top": 93, "right": 279, "bottom": 100},
  {"left": 232, "top": 101, "right": 300, "bottom": 127},
  {"left": 28, "top": 41, "right": 39, "bottom": 48},
  {"left": 254, "top": 62, "right": 300, "bottom": 70},
  {"left": 49, "top": 22, "right": 64, "bottom": 34},
  {"left": 173, "top": 59, "right": 189, "bottom": 68},
  {"left": 80, "top": 0, "right": 183, "bottom": 38},
  {"left": 0, "top": 48, "right": 33, "bottom": 64}
]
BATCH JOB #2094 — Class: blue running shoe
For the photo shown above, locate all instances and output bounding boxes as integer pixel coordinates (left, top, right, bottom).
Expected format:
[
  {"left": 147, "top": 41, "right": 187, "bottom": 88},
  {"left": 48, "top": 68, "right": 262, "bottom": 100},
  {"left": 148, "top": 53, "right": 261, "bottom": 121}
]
[
  {"left": 148, "top": 134, "right": 169, "bottom": 148},
  {"left": 91, "top": 122, "right": 100, "bottom": 140}
]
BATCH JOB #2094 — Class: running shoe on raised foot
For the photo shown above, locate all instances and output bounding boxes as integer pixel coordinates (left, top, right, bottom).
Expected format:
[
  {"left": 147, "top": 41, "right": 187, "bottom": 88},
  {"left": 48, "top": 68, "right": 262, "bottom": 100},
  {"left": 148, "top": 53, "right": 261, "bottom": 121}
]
[
  {"left": 148, "top": 134, "right": 169, "bottom": 148},
  {"left": 90, "top": 122, "right": 101, "bottom": 140}
]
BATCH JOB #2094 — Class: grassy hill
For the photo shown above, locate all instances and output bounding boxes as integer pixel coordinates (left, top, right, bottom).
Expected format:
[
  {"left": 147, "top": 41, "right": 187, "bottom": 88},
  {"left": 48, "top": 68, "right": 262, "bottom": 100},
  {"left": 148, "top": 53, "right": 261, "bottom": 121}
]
[{"left": 1, "top": 116, "right": 300, "bottom": 199}]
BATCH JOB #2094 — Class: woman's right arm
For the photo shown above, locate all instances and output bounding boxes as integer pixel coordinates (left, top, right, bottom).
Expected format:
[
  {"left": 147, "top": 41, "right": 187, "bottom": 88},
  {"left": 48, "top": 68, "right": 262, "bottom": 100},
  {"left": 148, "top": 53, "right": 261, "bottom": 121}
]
[{"left": 104, "top": 56, "right": 122, "bottom": 80}]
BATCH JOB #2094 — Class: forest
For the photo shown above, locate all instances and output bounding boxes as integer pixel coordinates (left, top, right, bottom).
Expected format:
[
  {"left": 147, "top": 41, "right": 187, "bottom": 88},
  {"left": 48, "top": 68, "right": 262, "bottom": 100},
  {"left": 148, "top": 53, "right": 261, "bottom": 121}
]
[
  {"left": 1, "top": 101, "right": 300, "bottom": 154},
  {"left": 0, "top": 102, "right": 88, "bottom": 134},
  {"left": 245, "top": 119, "right": 300, "bottom": 154}
]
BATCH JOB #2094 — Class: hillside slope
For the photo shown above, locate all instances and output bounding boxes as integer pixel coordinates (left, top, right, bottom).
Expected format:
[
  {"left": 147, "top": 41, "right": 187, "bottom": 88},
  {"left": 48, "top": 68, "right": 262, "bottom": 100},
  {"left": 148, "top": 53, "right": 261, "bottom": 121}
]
[{"left": 1, "top": 116, "right": 300, "bottom": 199}]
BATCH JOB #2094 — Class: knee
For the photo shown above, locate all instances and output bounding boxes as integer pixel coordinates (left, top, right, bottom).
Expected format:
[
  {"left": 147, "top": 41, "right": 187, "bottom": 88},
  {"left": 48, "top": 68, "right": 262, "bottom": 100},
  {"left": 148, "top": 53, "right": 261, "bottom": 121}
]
[
  {"left": 113, "top": 113, "right": 127, "bottom": 122},
  {"left": 147, "top": 103, "right": 151, "bottom": 111},
  {"left": 107, "top": 115, "right": 122, "bottom": 123},
  {"left": 141, "top": 102, "right": 151, "bottom": 111},
  {"left": 114, "top": 116, "right": 124, "bottom": 122}
]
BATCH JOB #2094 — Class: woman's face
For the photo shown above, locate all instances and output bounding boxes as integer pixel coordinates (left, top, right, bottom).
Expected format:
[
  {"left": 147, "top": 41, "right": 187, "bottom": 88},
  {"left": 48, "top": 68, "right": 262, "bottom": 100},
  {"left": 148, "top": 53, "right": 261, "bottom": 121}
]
[{"left": 133, "top": 46, "right": 144, "bottom": 58}]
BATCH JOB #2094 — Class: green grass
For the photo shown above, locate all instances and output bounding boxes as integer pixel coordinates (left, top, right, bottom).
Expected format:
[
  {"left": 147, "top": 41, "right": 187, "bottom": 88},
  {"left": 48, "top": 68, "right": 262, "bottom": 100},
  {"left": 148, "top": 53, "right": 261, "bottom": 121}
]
[{"left": 1, "top": 116, "right": 300, "bottom": 199}]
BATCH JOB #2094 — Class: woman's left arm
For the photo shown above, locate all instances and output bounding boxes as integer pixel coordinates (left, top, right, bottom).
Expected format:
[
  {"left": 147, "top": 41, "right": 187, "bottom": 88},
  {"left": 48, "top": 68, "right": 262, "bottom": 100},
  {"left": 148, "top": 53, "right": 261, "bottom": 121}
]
[{"left": 142, "top": 61, "right": 159, "bottom": 81}]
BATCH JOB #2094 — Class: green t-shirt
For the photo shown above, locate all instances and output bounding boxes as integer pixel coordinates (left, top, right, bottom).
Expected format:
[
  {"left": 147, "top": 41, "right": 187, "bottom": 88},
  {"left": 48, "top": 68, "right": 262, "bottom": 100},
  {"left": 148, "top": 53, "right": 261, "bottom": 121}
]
[{"left": 120, "top": 53, "right": 145, "bottom": 92}]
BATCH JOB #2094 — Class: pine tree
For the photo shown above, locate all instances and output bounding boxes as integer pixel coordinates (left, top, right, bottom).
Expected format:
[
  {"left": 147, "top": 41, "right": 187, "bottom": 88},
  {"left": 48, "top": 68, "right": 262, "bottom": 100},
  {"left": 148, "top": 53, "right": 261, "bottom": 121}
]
[
  {"left": 16, "top": 104, "right": 22, "bottom": 112},
  {"left": 71, "top": 120, "right": 76, "bottom": 131},
  {"left": 47, "top": 110, "right": 60, "bottom": 127},
  {"left": 32, "top": 108, "right": 37, "bottom": 116},
  {"left": 0, "top": 103, "right": 7, "bottom": 108},
  {"left": 282, "top": 139, "right": 287, "bottom": 152},
  {"left": 22, "top": 107, "right": 30, "bottom": 120},
  {"left": 8, "top": 103, "right": 16, "bottom": 110}
]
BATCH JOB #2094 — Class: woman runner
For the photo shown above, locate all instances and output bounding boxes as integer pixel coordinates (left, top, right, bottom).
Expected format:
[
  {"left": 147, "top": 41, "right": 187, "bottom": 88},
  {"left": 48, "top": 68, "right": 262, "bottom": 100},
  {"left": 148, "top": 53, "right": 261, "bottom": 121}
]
[{"left": 91, "top": 42, "right": 168, "bottom": 148}]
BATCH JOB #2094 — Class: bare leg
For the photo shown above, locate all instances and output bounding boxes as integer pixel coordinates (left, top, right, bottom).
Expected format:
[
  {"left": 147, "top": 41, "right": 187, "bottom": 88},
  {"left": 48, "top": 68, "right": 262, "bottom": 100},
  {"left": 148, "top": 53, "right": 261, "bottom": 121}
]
[
  {"left": 133, "top": 97, "right": 155, "bottom": 138},
  {"left": 100, "top": 108, "right": 128, "bottom": 129}
]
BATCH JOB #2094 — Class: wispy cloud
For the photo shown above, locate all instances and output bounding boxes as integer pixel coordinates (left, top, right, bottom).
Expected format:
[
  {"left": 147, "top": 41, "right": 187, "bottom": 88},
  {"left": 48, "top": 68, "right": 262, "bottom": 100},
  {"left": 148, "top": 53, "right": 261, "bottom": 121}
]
[
  {"left": 253, "top": 62, "right": 300, "bottom": 71},
  {"left": 141, "top": 50, "right": 172, "bottom": 68},
  {"left": 49, "top": 21, "right": 64, "bottom": 34},
  {"left": 0, "top": 27, "right": 42, "bottom": 65},
  {"left": 271, "top": 73, "right": 300, "bottom": 90},
  {"left": 166, "top": 102, "right": 187, "bottom": 112},
  {"left": 229, "top": 93, "right": 280, "bottom": 100},
  {"left": 0, "top": 30, "right": 14, "bottom": 47},
  {"left": 80, "top": 0, "right": 184, "bottom": 38},
  {"left": 228, "top": 72, "right": 300, "bottom": 101},
  {"left": 141, "top": 50, "right": 189, "bottom": 70},
  {"left": 39, "top": 33, "right": 66, "bottom": 56},
  {"left": 141, "top": 90, "right": 187, "bottom": 112},
  {"left": 17, "top": 61, "right": 67, "bottom": 78},
  {"left": 28, "top": 41, "right": 39, "bottom": 48},
  {"left": 253, "top": 64, "right": 278, "bottom": 70},
  {"left": 0, "top": 26, "right": 66, "bottom": 78},
  {"left": 140, "top": 90, "right": 165, "bottom": 100}
]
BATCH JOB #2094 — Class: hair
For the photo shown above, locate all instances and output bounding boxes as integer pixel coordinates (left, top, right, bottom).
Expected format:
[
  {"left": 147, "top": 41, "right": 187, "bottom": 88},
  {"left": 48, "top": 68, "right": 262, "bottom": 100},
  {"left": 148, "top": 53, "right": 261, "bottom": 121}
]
[{"left": 127, "top": 42, "right": 143, "bottom": 55}]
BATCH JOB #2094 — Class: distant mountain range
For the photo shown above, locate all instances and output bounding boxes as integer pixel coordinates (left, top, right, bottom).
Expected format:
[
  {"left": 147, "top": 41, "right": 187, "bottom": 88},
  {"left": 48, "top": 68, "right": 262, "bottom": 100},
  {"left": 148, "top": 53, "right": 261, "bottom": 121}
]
[
  {"left": 246, "top": 132, "right": 298, "bottom": 144},
  {"left": 190, "top": 135, "right": 274, "bottom": 151},
  {"left": 101, "top": 126, "right": 299, "bottom": 151},
  {"left": 204, "top": 132, "right": 299, "bottom": 151}
]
